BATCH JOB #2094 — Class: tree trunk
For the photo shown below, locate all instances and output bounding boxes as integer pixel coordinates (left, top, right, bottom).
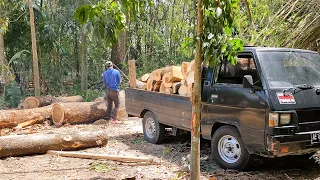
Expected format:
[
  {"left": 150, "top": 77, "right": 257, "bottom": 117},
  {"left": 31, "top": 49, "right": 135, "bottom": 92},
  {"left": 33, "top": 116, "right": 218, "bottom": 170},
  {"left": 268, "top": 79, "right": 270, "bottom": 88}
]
[
  {"left": 28, "top": 0, "right": 40, "bottom": 97},
  {"left": 80, "top": 31, "right": 87, "bottom": 91},
  {"left": 23, "top": 95, "right": 84, "bottom": 109},
  {"left": 191, "top": 0, "right": 203, "bottom": 179},
  {"left": 52, "top": 102, "right": 107, "bottom": 126},
  {"left": 0, "top": 105, "right": 52, "bottom": 129},
  {"left": 0, "top": 130, "right": 108, "bottom": 158},
  {"left": 0, "top": 32, "right": 6, "bottom": 84}
]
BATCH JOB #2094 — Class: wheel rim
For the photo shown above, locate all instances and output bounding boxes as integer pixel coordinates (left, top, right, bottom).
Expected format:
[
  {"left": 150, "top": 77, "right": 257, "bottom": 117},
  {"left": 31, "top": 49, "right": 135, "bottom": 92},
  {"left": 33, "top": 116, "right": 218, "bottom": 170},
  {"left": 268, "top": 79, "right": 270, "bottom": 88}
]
[
  {"left": 145, "top": 117, "right": 156, "bottom": 139},
  {"left": 218, "top": 135, "right": 241, "bottom": 164}
]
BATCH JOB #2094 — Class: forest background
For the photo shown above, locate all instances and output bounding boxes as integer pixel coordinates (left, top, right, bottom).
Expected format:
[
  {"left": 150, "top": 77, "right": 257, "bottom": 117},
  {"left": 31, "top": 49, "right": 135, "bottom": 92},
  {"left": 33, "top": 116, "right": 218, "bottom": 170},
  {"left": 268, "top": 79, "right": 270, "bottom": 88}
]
[{"left": 0, "top": 0, "right": 319, "bottom": 108}]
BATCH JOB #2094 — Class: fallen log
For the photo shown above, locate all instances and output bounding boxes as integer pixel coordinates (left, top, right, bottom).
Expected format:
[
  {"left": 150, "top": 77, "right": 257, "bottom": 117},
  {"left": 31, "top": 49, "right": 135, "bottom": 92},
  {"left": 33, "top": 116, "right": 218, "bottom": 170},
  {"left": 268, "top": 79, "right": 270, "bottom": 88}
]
[
  {"left": 47, "top": 150, "right": 153, "bottom": 163},
  {"left": 164, "top": 87, "right": 173, "bottom": 94},
  {"left": 159, "top": 82, "right": 166, "bottom": 93},
  {"left": 0, "top": 105, "right": 52, "bottom": 129},
  {"left": 153, "top": 84, "right": 160, "bottom": 91},
  {"left": 169, "top": 66, "right": 184, "bottom": 83},
  {"left": 151, "top": 69, "right": 162, "bottom": 81},
  {"left": 136, "top": 80, "right": 147, "bottom": 89},
  {"left": 52, "top": 102, "right": 107, "bottom": 126},
  {"left": 0, "top": 130, "right": 108, "bottom": 158},
  {"left": 23, "top": 95, "right": 84, "bottom": 109},
  {"left": 162, "top": 72, "right": 173, "bottom": 88},
  {"left": 147, "top": 78, "right": 157, "bottom": 91}
]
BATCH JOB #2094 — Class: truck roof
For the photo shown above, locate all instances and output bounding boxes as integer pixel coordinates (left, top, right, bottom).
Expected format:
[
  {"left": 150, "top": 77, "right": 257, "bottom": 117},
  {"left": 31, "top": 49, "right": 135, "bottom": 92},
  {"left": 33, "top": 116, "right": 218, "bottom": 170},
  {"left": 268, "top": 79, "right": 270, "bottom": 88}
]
[{"left": 243, "top": 46, "right": 319, "bottom": 54}]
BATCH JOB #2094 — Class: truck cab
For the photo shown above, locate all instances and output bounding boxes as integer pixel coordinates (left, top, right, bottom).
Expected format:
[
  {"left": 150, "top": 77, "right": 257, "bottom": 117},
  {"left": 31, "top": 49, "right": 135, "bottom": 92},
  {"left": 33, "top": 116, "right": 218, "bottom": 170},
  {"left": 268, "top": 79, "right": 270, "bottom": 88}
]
[{"left": 125, "top": 46, "right": 320, "bottom": 170}]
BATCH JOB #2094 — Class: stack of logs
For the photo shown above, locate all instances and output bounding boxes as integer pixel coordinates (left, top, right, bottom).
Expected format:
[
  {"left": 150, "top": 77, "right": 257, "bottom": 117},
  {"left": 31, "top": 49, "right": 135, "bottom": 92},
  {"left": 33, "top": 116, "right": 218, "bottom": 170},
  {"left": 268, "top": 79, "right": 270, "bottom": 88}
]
[{"left": 136, "top": 60, "right": 195, "bottom": 97}]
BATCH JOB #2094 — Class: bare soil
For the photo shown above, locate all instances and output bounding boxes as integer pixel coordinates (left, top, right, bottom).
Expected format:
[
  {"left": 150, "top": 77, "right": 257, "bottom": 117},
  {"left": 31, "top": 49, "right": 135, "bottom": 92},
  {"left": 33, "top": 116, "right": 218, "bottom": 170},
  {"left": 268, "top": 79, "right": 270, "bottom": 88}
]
[{"left": 0, "top": 117, "right": 319, "bottom": 180}]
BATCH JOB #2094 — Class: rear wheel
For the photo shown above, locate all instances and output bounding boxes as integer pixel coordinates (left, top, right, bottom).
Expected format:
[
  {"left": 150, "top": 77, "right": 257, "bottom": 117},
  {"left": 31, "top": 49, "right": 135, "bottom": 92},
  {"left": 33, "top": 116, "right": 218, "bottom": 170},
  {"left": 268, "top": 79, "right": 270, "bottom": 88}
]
[
  {"left": 211, "top": 125, "right": 250, "bottom": 170},
  {"left": 142, "top": 111, "right": 165, "bottom": 144}
]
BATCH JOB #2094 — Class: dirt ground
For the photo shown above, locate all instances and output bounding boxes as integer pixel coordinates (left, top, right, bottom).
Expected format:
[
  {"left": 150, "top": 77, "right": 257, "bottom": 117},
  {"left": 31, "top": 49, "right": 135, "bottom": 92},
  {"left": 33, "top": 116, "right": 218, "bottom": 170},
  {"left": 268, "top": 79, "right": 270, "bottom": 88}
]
[{"left": 0, "top": 117, "right": 320, "bottom": 180}]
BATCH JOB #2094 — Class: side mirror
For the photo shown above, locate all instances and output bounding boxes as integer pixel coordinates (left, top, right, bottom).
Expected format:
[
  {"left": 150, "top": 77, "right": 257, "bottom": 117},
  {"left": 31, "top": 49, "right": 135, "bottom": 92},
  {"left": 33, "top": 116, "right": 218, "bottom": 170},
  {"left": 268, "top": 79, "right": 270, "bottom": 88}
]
[{"left": 243, "top": 75, "right": 253, "bottom": 88}]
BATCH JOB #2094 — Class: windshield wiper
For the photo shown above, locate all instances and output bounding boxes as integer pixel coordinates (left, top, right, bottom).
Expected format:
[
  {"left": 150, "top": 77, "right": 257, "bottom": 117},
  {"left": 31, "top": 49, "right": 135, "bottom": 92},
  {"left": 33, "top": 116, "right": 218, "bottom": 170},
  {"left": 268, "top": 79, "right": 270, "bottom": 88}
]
[{"left": 283, "top": 84, "right": 314, "bottom": 96}]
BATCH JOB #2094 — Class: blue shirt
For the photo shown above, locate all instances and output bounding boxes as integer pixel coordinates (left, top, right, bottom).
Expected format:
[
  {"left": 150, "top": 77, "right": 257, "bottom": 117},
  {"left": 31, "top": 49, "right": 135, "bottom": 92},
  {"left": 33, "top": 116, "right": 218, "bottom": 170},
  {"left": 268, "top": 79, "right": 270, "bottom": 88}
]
[{"left": 103, "top": 68, "right": 121, "bottom": 92}]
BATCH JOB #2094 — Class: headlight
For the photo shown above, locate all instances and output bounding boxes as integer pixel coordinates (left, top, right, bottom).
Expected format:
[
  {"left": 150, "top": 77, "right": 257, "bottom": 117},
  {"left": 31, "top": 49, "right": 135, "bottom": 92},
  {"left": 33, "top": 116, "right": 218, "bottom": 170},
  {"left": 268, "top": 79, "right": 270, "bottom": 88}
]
[
  {"left": 269, "top": 113, "right": 279, "bottom": 127},
  {"left": 280, "top": 114, "right": 291, "bottom": 125}
]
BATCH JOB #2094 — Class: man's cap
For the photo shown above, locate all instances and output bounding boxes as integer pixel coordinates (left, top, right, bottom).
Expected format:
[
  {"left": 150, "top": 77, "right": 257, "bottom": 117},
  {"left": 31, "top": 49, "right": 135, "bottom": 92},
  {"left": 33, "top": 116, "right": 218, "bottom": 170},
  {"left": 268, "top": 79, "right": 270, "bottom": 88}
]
[{"left": 105, "top": 61, "right": 113, "bottom": 67}]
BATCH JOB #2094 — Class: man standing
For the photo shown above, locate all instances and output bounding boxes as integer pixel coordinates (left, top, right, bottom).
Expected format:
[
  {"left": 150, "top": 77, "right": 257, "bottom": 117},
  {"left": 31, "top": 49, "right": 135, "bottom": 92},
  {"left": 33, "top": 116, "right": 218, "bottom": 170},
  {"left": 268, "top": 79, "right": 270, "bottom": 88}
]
[{"left": 103, "top": 61, "right": 122, "bottom": 123}]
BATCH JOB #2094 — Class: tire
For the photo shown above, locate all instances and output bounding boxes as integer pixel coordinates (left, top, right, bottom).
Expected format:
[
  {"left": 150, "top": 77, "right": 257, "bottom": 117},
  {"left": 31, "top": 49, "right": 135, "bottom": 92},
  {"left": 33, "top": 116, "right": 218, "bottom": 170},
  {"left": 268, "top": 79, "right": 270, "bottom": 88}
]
[
  {"left": 142, "top": 111, "right": 165, "bottom": 144},
  {"left": 211, "top": 125, "right": 250, "bottom": 170}
]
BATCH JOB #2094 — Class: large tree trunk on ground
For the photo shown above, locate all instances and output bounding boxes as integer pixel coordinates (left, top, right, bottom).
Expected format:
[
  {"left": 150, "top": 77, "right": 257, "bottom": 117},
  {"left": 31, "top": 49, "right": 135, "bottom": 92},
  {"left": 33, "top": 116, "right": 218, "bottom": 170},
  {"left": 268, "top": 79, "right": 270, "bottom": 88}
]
[
  {"left": 52, "top": 102, "right": 107, "bottom": 126},
  {"left": 0, "top": 130, "right": 108, "bottom": 158},
  {"left": 0, "top": 105, "right": 52, "bottom": 129},
  {"left": 23, "top": 95, "right": 84, "bottom": 109},
  {"left": 28, "top": 0, "right": 40, "bottom": 96}
]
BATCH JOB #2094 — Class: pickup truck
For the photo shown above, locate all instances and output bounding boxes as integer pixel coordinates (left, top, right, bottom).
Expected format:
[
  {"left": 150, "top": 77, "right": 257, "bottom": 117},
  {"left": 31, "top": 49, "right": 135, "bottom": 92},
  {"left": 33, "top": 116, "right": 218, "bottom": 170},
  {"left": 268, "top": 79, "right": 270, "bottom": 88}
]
[{"left": 125, "top": 46, "right": 320, "bottom": 170}]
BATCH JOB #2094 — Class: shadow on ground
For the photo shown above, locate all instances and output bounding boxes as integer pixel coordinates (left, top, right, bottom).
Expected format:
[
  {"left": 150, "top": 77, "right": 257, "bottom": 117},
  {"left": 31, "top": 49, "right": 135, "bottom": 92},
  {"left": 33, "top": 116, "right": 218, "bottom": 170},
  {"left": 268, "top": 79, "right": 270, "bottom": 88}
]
[{"left": 113, "top": 131, "right": 320, "bottom": 179}]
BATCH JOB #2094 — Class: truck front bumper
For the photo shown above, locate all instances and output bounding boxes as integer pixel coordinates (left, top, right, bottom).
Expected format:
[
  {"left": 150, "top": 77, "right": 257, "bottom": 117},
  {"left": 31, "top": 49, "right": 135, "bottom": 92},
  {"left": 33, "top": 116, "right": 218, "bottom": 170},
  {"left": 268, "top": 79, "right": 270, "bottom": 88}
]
[{"left": 267, "top": 133, "right": 320, "bottom": 157}]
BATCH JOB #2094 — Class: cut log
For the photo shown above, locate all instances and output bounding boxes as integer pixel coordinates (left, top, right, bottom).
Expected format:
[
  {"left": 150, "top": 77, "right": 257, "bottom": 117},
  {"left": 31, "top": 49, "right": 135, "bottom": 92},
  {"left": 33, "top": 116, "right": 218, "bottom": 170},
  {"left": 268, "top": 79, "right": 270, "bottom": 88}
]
[
  {"left": 146, "top": 78, "right": 157, "bottom": 91},
  {"left": 159, "top": 82, "right": 166, "bottom": 93},
  {"left": 117, "top": 108, "right": 128, "bottom": 121},
  {"left": 14, "top": 116, "right": 44, "bottom": 129},
  {"left": 23, "top": 95, "right": 84, "bottom": 109},
  {"left": 187, "top": 59, "right": 195, "bottom": 73},
  {"left": 186, "top": 70, "right": 195, "bottom": 85},
  {"left": 188, "top": 83, "right": 194, "bottom": 97},
  {"left": 153, "top": 84, "right": 160, "bottom": 91},
  {"left": 142, "top": 84, "right": 147, "bottom": 90},
  {"left": 136, "top": 80, "right": 147, "bottom": 89},
  {"left": 181, "top": 62, "right": 190, "bottom": 79},
  {"left": 178, "top": 84, "right": 189, "bottom": 97},
  {"left": 0, "top": 130, "right": 108, "bottom": 158},
  {"left": 172, "top": 82, "right": 182, "bottom": 94},
  {"left": 181, "top": 79, "right": 187, "bottom": 86},
  {"left": 141, "top": 73, "right": 150, "bottom": 82},
  {"left": 164, "top": 87, "right": 173, "bottom": 94},
  {"left": 47, "top": 150, "right": 153, "bottom": 163},
  {"left": 52, "top": 102, "right": 107, "bottom": 126},
  {"left": 159, "top": 66, "right": 173, "bottom": 76},
  {"left": 162, "top": 72, "right": 173, "bottom": 88},
  {"left": 151, "top": 69, "right": 162, "bottom": 81},
  {"left": 155, "top": 80, "right": 162, "bottom": 85},
  {"left": 0, "top": 105, "right": 52, "bottom": 129},
  {"left": 168, "top": 66, "right": 184, "bottom": 83}
]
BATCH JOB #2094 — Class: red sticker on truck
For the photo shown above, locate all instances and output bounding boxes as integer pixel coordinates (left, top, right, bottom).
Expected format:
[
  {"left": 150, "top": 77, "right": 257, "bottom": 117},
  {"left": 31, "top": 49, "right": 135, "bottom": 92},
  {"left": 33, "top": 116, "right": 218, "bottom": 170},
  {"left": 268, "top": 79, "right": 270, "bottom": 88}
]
[{"left": 277, "top": 93, "right": 296, "bottom": 104}]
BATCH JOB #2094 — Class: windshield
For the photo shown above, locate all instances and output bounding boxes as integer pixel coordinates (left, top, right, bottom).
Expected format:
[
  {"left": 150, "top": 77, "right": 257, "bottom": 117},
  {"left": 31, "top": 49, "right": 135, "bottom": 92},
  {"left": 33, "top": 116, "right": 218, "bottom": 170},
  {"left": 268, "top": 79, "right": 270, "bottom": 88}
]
[{"left": 258, "top": 51, "right": 320, "bottom": 88}]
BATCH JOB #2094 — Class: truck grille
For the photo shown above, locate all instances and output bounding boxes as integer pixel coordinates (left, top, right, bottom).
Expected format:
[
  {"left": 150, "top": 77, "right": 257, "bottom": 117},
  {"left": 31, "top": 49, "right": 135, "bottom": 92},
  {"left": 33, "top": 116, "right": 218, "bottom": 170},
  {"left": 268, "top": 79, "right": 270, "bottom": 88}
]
[{"left": 296, "top": 109, "right": 320, "bottom": 132}]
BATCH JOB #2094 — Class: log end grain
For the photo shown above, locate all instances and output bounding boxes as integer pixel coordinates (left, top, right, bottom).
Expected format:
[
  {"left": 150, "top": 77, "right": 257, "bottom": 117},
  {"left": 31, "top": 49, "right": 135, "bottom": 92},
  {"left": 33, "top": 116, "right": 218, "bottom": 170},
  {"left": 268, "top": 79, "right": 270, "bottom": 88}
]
[
  {"left": 23, "top": 97, "right": 40, "bottom": 109},
  {"left": 52, "top": 104, "right": 65, "bottom": 126}
]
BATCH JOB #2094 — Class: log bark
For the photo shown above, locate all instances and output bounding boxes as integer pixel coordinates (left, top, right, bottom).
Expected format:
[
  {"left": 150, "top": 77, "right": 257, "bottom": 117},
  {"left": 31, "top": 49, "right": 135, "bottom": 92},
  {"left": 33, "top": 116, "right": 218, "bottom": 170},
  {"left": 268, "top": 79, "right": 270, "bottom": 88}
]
[
  {"left": 141, "top": 73, "right": 150, "bottom": 82},
  {"left": 153, "top": 84, "right": 160, "bottom": 91},
  {"left": 0, "top": 130, "right": 108, "bottom": 158},
  {"left": 186, "top": 70, "right": 195, "bottom": 84},
  {"left": 159, "top": 66, "right": 173, "bottom": 76},
  {"left": 52, "top": 102, "right": 107, "bottom": 126},
  {"left": 178, "top": 84, "right": 189, "bottom": 97},
  {"left": 0, "top": 105, "right": 52, "bottom": 129},
  {"left": 47, "top": 150, "right": 153, "bottom": 163},
  {"left": 23, "top": 95, "right": 84, "bottom": 109}
]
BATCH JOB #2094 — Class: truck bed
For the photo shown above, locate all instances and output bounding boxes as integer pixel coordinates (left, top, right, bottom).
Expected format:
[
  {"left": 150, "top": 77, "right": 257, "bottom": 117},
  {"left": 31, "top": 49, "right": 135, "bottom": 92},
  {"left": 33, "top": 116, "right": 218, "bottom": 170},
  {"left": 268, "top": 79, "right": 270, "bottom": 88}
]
[{"left": 125, "top": 88, "right": 192, "bottom": 131}]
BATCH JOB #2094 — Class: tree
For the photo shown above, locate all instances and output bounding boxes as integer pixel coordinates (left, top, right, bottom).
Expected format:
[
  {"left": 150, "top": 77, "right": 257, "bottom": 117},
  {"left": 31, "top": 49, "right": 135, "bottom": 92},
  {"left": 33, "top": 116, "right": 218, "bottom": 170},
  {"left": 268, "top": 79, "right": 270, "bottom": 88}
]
[
  {"left": 191, "top": 0, "right": 245, "bottom": 178},
  {"left": 190, "top": 0, "right": 203, "bottom": 178},
  {"left": 28, "top": 0, "right": 40, "bottom": 96}
]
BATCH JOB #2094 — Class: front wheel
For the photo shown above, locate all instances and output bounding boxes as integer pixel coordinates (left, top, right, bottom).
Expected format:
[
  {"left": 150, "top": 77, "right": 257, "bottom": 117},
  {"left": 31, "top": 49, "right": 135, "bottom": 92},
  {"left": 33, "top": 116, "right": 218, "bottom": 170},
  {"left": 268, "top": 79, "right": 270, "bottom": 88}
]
[
  {"left": 142, "top": 111, "right": 165, "bottom": 144},
  {"left": 211, "top": 125, "right": 250, "bottom": 170}
]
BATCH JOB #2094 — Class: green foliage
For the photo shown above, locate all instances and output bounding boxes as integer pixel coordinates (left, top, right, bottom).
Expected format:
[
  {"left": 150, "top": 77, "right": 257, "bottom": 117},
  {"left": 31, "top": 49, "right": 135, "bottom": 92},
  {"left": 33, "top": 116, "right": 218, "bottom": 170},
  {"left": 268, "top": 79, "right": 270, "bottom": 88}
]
[
  {"left": 4, "top": 81, "right": 21, "bottom": 108},
  {"left": 202, "top": 0, "right": 244, "bottom": 67}
]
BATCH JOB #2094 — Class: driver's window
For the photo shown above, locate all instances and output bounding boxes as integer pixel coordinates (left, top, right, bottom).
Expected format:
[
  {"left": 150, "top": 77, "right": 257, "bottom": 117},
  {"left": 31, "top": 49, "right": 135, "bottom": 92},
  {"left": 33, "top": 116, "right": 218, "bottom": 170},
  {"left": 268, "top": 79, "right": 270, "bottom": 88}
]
[{"left": 216, "top": 55, "right": 259, "bottom": 85}]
